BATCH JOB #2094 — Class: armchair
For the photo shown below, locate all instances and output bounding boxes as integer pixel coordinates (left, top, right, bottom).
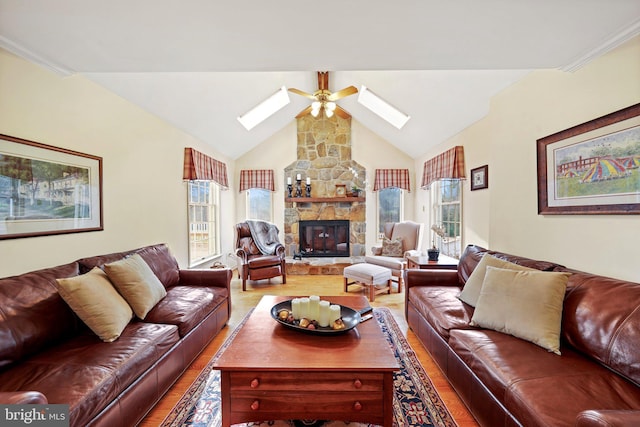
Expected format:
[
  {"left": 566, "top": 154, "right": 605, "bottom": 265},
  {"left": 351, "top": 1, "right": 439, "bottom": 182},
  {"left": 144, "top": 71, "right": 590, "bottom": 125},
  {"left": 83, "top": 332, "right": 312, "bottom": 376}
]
[
  {"left": 235, "top": 220, "right": 287, "bottom": 291},
  {"left": 364, "top": 221, "right": 424, "bottom": 291}
]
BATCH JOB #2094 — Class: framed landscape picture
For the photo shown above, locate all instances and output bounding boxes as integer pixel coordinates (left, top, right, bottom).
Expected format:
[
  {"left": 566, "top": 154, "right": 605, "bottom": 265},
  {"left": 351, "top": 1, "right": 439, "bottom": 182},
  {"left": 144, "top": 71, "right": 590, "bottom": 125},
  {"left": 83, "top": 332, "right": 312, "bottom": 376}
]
[
  {"left": 536, "top": 103, "right": 640, "bottom": 215},
  {"left": 0, "top": 134, "right": 103, "bottom": 239}
]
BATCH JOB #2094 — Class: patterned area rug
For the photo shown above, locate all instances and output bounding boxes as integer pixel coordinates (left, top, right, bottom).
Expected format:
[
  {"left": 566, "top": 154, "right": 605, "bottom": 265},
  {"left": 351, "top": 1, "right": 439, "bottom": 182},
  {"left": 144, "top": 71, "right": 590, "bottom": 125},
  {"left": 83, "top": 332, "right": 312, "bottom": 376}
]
[{"left": 161, "top": 307, "right": 457, "bottom": 427}]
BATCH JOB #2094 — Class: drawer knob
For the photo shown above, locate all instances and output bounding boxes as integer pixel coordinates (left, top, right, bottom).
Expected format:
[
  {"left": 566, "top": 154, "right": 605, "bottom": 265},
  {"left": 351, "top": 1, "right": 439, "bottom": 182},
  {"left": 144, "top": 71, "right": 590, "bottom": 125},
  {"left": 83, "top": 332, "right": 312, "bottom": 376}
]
[
  {"left": 353, "top": 379, "right": 362, "bottom": 389},
  {"left": 251, "top": 400, "right": 260, "bottom": 411},
  {"left": 250, "top": 378, "right": 260, "bottom": 388},
  {"left": 353, "top": 401, "right": 362, "bottom": 411}
]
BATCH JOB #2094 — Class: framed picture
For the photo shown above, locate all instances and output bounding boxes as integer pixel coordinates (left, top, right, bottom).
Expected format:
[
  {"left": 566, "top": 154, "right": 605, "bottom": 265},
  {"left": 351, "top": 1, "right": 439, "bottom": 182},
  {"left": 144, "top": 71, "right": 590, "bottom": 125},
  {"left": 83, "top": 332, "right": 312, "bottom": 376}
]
[
  {"left": 536, "top": 103, "right": 640, "bottom": 215},
  {"left": 470, "top": 165, "right": 488, "bottom": 191},
  {"left": 0, "top": 134, "right": 103, "bottom": 239},
  {"left": 335, "top": 184, "right": 347, "bottom": 197}
]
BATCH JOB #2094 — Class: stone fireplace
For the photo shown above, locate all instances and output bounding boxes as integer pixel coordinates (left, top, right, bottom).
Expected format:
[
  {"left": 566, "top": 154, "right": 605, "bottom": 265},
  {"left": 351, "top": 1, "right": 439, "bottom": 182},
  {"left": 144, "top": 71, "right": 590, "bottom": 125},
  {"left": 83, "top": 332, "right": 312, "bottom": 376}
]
[
  {"left": 299, "top": 220, "right": 350, "bottom": 257},
  {"left": 284, "top": 114, "right": 366, "bottom": 259}
]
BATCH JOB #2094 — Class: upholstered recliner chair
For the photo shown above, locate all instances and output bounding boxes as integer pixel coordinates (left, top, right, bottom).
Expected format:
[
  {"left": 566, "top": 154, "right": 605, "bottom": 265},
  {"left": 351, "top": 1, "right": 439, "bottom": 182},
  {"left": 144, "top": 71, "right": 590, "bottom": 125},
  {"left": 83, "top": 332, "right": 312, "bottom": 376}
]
[
  {"left": 364, "top": 221, "right": 424, "bottom": 291},
  {"left": 235, "top": 220, "right": 287, "bottom": 291}
]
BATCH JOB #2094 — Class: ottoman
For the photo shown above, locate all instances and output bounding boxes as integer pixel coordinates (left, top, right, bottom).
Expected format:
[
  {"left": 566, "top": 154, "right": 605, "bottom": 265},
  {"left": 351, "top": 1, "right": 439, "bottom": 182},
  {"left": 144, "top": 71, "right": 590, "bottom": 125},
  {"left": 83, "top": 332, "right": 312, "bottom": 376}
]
[{"left": 343, "top": 263, "right": 392, "bottom": 302}]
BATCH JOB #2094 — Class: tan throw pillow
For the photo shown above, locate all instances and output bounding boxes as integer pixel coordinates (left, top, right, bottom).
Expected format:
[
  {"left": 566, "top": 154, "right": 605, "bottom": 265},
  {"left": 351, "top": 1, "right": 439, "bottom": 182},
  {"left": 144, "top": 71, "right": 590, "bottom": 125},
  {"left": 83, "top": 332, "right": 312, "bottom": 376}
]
[
  {"left": 470, "top": 266, "right": 570, "bottom": 355},
  {"left": 56, "top": 267, "right": 133, "bottom": 342},
  {"left": 104, "top": 253, "right": 167, "bottom": 319},
  {"left": 458, "top": 254, "right": 536, "bottom": 307},
  {"left": 381, "top": 237, "right": 403, "bottom": 257}
]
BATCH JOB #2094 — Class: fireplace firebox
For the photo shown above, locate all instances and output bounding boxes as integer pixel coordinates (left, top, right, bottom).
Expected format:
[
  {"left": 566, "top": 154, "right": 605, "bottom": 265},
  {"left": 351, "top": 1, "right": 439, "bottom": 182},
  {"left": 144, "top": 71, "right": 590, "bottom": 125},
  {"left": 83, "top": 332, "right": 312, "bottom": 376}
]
[{"left": 299, "top": 220, "right": 350, "bottom": 257}]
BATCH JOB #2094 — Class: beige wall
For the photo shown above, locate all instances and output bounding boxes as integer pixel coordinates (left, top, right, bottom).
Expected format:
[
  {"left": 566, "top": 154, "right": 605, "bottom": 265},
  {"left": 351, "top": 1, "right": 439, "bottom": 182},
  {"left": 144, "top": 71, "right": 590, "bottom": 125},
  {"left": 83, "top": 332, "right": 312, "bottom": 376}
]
[
  {"left": 415, "top": 35, "right": 640, "bottom": 282},
  {"left": 235, "top": 119, "right": 415, "bottom": 255},
  {"left": 0, "top": 49, "right": 236, "bottom": 277}
]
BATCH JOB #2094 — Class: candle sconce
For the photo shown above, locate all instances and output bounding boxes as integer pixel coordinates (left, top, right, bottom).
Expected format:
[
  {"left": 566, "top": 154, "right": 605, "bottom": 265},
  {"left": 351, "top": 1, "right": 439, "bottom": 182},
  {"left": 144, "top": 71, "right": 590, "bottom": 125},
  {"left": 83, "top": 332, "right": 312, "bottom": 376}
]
[{"left": 295, "top": 178, "right": 302, "bottom": 197}]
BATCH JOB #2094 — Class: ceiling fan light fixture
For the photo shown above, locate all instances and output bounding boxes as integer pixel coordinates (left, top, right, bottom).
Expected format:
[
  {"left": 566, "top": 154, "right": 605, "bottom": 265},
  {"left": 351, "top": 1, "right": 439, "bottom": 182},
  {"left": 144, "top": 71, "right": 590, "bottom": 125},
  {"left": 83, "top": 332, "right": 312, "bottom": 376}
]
[
  {"left": 237, "top": 86, "right": 290, "bottom": 130},
  {"left": 357, "top": 85, "right": 410, "bottom": 129},
  {"left": 325, "top": 108, "right": 334, "bottom": 118},
  {"left": 325, "top": 101, "right": 336, "bottom": 111}
]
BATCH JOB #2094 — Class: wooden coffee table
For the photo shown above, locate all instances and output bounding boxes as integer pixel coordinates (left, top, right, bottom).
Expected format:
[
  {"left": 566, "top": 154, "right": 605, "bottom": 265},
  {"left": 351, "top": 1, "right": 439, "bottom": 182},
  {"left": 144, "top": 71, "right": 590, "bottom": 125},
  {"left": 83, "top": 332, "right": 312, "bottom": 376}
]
[{"left": 213, "top": 295, "right": 399, "bottom": 427}]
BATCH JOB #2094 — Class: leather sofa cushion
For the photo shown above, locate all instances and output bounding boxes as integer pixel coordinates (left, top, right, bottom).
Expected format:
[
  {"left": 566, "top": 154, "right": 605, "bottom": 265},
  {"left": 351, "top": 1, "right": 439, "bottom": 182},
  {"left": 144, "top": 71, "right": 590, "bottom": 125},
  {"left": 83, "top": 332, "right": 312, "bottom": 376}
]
[
  {"left": 562, "top": 271, "right": 640, "bottom": 385},
  {"left": 78, "top": 244, "right": 180, "bottom": 289},
  {"left": 449, "top": 329, "right": 640, "bottom": 426},
  {"left": 145, "top": 285, "right": 228, "bottom": 337},
  {"left": 0, "top": 321, "right": 179, "bottom": 427},
  {"left": 0, "top": 262, "right": 80, "bottom": 368},
  {"left": 247, "top": 255, "right": 282, "bottom": 269},
  {"left": 407, "top": 285, "right": 474, "bottom": 339}
]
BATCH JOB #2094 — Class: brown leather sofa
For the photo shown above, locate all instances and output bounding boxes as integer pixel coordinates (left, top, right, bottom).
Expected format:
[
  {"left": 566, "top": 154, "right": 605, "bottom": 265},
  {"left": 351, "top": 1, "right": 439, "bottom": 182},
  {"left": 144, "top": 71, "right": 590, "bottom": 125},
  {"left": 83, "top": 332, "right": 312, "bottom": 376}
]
[
  {"left": 0, "top": 243, "right": 232, "bottom": 427},
  {"left": 406, "top": 244, "right": 640, "bottom": 427}
]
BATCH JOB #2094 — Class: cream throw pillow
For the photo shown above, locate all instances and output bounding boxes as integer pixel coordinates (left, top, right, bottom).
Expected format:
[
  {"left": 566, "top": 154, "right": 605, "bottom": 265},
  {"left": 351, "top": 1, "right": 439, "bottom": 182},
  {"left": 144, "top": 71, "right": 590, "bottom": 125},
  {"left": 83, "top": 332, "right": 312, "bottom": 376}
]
[
  {"left": 104, "top": 253, "right": 167, "bottom": 319},
  {"left": 56, "top": 267, "right": 133, "bottom": 342},
  {"left": 458, "top": 254, "right": 536, "bottom": 307},
  {"left": 470, "top": 266, "right": 570, "bottom": 355}
]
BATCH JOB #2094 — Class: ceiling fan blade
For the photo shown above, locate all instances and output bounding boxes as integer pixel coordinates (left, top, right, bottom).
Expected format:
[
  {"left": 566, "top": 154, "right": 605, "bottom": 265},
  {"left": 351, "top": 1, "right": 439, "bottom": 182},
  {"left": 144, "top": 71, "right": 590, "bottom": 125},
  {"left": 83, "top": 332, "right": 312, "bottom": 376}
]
[
  {"left": 295, "top": 105, "right": 313, "bottom": 119},
  {"left": 334, "top": 105, "right": 352, "bottom": 119},
  {"left": 288, "top": 87, "right": 317, "bottom": 100},
  {"left": 327, "top": 85, "right": 358, "bottom": 101}
]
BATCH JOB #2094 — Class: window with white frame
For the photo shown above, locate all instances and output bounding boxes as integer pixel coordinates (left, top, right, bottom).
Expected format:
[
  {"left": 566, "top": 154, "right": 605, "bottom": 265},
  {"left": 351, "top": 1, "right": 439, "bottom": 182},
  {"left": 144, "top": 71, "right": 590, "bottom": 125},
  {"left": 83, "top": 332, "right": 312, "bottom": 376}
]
[
  {"left": 246, "top": 188, "right": 272, "bottom": 221},
  {"left": 377, "top": 187, "right": 403, "bottom": 238},
  {"left": 430, "top": 179, "right": 462, "bottom": 258},
  {"left": 188, "top": 180, "right": 220, "bottom": 266}
]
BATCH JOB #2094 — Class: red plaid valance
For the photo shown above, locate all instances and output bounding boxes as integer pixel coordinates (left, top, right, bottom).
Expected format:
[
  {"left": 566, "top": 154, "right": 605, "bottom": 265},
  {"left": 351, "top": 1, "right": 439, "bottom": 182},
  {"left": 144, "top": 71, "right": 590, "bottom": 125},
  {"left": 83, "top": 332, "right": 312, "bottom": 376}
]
[
  {"left": 421, "top": 146, "right": 466, "bottom": 189},
  {"left": 239, "top": 169, "right": 275, "bottom": 192},
  {"left": 373, "top": 169, "right": 411, "bottom": 192},
  {"left": 183, "top": 147, "right": 229, "bottom": 189}
]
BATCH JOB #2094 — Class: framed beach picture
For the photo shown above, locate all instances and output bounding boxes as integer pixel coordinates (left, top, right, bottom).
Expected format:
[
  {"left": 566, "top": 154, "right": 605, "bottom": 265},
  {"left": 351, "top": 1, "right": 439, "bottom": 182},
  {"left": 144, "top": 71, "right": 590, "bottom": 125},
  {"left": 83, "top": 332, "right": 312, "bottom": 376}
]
[
  {"left": 536, "top": 103, "right": 640, "bottom": 215},
  {"left": 0, "top": 134, "right": 103, "bottom": 239}
]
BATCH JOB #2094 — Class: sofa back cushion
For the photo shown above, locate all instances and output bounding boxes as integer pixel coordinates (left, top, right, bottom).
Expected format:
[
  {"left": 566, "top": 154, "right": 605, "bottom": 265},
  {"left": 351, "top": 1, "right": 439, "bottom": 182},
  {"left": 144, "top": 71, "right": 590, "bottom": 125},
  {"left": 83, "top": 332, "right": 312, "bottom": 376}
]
[
  {"left": 77, "top": 244, "right": 180, "bottom": 288},
  {"left": 561, "top": 271, "right": 640, "bottom": 386},
  {"left": 0, "top": 262, "right": 80, "bottom": 369}
]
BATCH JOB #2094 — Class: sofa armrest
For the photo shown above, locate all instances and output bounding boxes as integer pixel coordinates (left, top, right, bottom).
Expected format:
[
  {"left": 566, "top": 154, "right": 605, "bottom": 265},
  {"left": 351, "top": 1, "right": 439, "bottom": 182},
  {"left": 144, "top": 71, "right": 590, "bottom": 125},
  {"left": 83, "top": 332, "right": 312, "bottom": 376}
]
[
  {"left": 405, "top": 269, "right": 460, "bottom": 289},
  {"left": 576, "top": 410, "right": 640, "bottom": 427},
  {"left": 178, "top": 268, "right": 232, "bottom": 290},
  {"left": 0, "top": 391, "right": 48, "bottom": 404}
]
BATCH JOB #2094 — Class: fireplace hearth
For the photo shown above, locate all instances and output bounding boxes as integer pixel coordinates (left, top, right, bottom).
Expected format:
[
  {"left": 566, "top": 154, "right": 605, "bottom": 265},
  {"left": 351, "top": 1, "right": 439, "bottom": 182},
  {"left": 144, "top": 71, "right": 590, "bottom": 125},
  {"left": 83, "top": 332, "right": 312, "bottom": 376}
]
[{"left": 299, "top": 220, "right": 349, "bottom": 257}]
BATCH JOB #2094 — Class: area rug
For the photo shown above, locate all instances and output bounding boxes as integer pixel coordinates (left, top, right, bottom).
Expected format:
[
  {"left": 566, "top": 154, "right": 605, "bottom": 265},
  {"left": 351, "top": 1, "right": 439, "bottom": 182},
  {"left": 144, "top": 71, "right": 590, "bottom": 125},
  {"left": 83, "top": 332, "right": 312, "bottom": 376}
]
[{"left": 161, "top": 307, "right": 457, "bottom": 427}]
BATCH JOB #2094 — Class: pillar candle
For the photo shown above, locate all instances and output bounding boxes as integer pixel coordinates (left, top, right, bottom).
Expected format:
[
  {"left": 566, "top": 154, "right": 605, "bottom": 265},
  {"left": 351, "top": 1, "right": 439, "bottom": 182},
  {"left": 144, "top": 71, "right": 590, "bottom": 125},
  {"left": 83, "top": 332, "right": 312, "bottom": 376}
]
[
  {"left": 287, "top": 177, "right": 292, "bottom": 185},
  {"left": 299, "top": 297, "right": 310, "bottom": 319},
  {"left": 291, "top": 298, "right": 301, "bottom": 319},
  {"left": 318, "top": 300, "right": 330, "bottom": 327},
  {"left": 309, "top": 295, "right": 320, "bottom": 321},
  {"left": 296, "top": 173, "right": 301, "bottom": 181},
  {"left": 306, "top": 177, "right": 311, "bottom": 185},
  {"left": 328, "top": 304, "right": 341, "bottom": 325}
]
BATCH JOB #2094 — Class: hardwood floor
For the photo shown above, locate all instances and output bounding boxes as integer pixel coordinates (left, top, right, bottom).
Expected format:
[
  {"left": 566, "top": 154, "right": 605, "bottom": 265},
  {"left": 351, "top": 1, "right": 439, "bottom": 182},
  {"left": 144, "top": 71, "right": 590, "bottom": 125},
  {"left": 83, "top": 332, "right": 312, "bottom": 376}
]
[{"left": 140, "top": 274, "right": 479, "bottom": 427}]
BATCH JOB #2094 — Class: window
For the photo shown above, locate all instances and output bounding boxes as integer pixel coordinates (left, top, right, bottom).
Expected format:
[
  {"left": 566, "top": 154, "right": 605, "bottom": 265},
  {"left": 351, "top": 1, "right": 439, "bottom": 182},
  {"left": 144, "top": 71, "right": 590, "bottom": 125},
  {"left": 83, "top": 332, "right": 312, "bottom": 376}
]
[
  {"left": 377, "top": 187, "right": 403, "bottom": 237},
  {"left": 188, "top": 180, "right": 220, "bottom": 266},
  {"left": 246, "top": 188, "right": 272, "bottom": 221},
  {"left": 431, "top": 179, "right": 462, "bottom": 258}
]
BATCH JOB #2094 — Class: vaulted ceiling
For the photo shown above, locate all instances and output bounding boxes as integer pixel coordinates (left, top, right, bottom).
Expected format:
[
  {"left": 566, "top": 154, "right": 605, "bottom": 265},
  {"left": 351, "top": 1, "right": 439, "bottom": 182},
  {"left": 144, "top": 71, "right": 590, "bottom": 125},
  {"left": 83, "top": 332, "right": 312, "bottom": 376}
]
[{"left": 1, "top": 1, "right": 639, "bottom": 159}]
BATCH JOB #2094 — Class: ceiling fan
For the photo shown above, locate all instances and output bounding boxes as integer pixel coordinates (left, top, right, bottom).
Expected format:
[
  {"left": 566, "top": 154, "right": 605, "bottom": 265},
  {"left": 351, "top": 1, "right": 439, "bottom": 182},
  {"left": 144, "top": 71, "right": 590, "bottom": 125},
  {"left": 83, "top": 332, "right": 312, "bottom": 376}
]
[{"left": 288, "top": 71, "right": 358, "bottom": 119}]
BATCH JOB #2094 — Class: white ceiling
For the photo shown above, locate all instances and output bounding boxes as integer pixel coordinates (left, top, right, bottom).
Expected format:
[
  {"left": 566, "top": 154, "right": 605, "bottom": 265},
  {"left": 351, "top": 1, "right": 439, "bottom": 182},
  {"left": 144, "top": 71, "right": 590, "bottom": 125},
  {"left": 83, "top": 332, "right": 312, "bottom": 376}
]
[{"left": 1, "top": 1, "right": 639, "bottom": 159}]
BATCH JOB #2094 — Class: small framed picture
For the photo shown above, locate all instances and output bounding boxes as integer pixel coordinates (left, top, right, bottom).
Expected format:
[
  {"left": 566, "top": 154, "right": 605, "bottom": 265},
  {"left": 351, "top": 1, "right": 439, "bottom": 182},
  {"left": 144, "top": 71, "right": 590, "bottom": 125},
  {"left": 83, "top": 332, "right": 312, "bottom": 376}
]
[
  {"left": 335, "top": 184, "right": 347, "bottom": 197},
  {"left": 470, "top": 165, "right": 488, "bottom": 191}
]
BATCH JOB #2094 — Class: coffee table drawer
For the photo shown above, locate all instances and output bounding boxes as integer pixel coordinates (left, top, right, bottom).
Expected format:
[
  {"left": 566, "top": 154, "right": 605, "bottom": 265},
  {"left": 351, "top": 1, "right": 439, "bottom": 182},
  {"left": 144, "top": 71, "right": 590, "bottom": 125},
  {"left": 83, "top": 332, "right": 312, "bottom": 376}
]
[
  {"left": 229, "top": 371, "right": 384, "bottom": 392},
  {"left": 229, "top": 391, "right": 383, "bottom": 419}
]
